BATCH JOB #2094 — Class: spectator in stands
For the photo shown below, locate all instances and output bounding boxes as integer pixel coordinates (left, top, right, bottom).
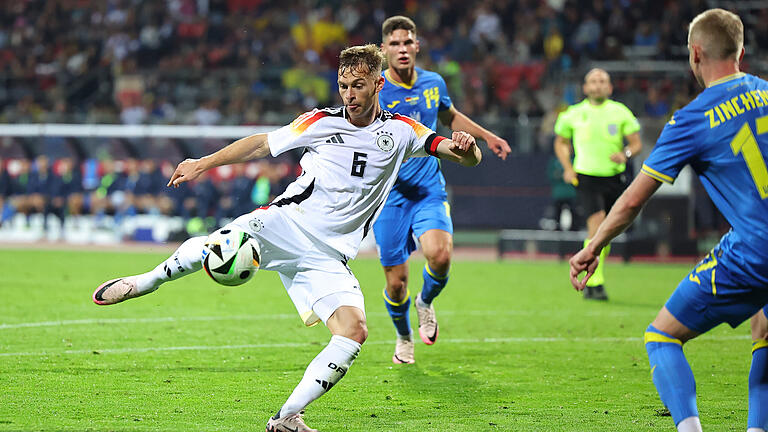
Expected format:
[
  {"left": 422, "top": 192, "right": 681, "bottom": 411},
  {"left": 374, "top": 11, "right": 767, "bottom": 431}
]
[
  {"left": 191, "top": 98, "right": 222, "bottom": 125},
  {"left": 216, "top": 163, "right": 255, "bottom": 220},
  {"left": 49, "top": 157, "right": 85, "bottom": 227},
  {"left": 90, "top": 159, "right": 127, "bottom": 221},
  {"left": 0, "top": 158, "right": 11, "bottom": 225},
  {"left": 8, "top": 159, "right": 31, "bottom": 221},
  {"left": 134, "top": 159, "right": 165, "bottom": 214},
  {"left": 633, "top": 21, "right": 660, "bottom": 47},
  {"left": 644, "top": 86, "right": 670, "bottom": 118},
  {"left": 27, "top": 155, "right": 53, "bottom": 224}
]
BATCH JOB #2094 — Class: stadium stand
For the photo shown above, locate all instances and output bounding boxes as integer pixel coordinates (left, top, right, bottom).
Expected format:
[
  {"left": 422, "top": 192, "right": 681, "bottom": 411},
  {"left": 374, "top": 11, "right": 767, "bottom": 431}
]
[{"left": 1, "top": 0, "right": 766, "bottom": 253}]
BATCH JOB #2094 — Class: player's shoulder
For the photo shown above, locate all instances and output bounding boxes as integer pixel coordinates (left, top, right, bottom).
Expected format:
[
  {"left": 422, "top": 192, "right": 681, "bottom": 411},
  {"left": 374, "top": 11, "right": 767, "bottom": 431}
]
[
  {"left": 383, "top": 110, "right": 415, "bottom": 126},
  {"left": 286, "top": 107, "right": 345, "bottom": 133},
  {"left": 292, "top": 107, "right": 344, "bottom": 122},
  {"left": 383, "top": 110, "right": 431, "bottom": 135},
  {"left": 415, "top": 67, "right": 446, "bottom": 86}
]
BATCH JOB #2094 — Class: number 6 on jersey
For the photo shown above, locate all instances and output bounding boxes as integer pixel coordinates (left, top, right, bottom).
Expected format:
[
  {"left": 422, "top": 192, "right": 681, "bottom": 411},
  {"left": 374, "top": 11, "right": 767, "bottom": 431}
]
[{"left": 351, "top": 152, "right": 367, "bottom": 177}]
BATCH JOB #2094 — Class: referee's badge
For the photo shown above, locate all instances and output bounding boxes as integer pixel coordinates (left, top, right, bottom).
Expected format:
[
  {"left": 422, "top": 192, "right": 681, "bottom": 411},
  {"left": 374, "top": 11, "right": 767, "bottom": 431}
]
[
  {"left": 607, "top": 124, "right": 618, "bottom": 135},
  {"left": 376, "top": 131, "right": 394, "bottom": 152}
]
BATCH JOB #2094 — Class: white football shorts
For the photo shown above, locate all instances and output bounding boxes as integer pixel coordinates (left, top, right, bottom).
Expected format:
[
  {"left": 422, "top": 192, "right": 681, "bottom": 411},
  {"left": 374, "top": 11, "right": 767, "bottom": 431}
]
[{"left": 225, "top": 205, "right": 365, "bottom": 327}]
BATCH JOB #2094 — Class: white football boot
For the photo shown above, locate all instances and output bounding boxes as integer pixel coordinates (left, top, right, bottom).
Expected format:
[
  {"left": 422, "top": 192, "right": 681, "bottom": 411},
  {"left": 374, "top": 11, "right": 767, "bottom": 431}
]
[
  {"left": 266, "top": 411, "right": 318, "bottom": 432},
  {"left": 415, "top": 294, "right": 439, "bottom": 345},
  {"left": 92, "top": 276, "right": 145, "bottom": 305}
]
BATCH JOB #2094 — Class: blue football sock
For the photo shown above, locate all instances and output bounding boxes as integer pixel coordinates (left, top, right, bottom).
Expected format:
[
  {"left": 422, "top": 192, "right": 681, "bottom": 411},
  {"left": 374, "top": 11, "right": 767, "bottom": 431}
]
[
  {"left": 420, "top": 264, "right": 449, "bottom": 304},
  {"left": 749, "top": 339, "right": 768, "bottom": 430},
  {"left": 383, "top": 289, "right": 412, "bottom": 337},
  {"left": 644, "top": 324, "right": 698, "bottom": 426}
]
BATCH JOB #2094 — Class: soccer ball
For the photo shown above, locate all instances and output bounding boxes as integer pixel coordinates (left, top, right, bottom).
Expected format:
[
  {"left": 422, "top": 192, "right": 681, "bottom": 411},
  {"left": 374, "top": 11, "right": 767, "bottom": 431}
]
[{"left": 202, "top": 228, "right": 261, "bottom": 286}]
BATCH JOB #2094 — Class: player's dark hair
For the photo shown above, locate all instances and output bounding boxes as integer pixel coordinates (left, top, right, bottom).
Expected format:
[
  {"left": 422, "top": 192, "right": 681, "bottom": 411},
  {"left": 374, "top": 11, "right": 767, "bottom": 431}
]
[
  {"left": 339, "top": 44, "right": 385, "bottom": 78},
  {"left": 688, "top": 8, "right": 743, "bottom": 60},
  {"left": 382, "top": 15, "right": 417, "bottom": 39}
]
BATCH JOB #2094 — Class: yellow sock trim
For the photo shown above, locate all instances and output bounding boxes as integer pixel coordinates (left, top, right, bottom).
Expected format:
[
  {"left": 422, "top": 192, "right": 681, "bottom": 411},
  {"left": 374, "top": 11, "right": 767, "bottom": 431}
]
[
  {"left": 383, "top": 288, "right": 411, "bottom": 306},
  {"left": 644, "top": 331, "right": 682, "bottom": 346},
  {"left": 753, "top": 339, "right": 768, "bottom": 353},
  {"left": 424, "top": 264, "right": 449, "bottom": 280}
]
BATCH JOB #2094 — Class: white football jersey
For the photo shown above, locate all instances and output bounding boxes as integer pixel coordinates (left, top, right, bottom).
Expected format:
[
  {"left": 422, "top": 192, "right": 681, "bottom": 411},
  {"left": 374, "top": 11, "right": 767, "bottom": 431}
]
[{"left": 267, "top": 107, "right": 441, "bottom": 259}]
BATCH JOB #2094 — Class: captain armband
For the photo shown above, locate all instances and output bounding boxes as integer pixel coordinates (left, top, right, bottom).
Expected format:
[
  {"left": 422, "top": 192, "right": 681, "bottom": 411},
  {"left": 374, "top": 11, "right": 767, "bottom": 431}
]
[{"left": 424, "top": 133, "right": 448, "bottom": 156}]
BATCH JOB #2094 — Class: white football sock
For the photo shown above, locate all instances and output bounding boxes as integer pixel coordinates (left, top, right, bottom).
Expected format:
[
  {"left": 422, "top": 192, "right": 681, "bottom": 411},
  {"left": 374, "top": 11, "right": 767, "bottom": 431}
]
[
  {"left": 135, "top": 236, "right": 206, "bottom": 293},
  {"left": 278, "top": 335, "right": 361, "bottom": 417},
  {"left": 747, "top": 428, "right": 766, "bottom": 432},
  {"left": 677, "top": 416, "right": 702, "bottom": 432}
]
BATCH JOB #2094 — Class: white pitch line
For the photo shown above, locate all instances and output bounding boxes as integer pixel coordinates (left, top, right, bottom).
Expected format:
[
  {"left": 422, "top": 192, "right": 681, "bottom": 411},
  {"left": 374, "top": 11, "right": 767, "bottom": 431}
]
[
  {"left": 0, "top": 314, "right": 297, "bottom": 330},
  {"left": 0, "top": 309, "right": 645, "bottom": 331},
  {"left": 0, "top": 334, "right": 752, "bottom": 357}
]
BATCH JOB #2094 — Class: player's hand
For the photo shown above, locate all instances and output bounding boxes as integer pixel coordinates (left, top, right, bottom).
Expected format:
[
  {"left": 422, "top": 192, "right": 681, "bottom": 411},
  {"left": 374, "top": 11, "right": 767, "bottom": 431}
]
[
  {"left": 569, "top": 247, "right": 599, "bottom": 291},
  {"left": 610, "top": 152, "right": 628, "bottom": 164},
  {"left": 486, "top": 135, "right": 511, "bottom": 160},
  {"left": 563, "top": 168, "right": 578, "bottom": 186},
  {"left": 450, "top": 131, "right": 476, "bottom": 152},
  {"left": 167, "top": 158, "right": 205, "bottom": 188}
]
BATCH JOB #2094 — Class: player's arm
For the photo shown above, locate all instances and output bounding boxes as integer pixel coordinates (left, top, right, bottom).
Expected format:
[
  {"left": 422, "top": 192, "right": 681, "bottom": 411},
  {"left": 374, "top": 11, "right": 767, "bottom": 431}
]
[
  {"left": 168, "top": 133, "right": 271, "bottom": 187},
  {"left": 610, "top": 132, "right": 643, "bottom": 163},
  {"left": 569, "top": 174, "right": 662, "bottom": 289},
  {"left": 554, "top": 134, "right": 577, "bottom": 185},
  {"left": 439, "top": 105, "right": 511, "bottom": 160},
  {"left": 429, "top": 131, "right": 482, "bottom": 166}
]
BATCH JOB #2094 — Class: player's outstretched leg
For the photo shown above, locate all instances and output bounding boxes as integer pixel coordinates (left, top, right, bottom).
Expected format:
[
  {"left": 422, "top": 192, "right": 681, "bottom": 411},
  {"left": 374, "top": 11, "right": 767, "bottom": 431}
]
[
  {"left": 748, "top": 309, "right": 768, "bottom": 432},
  {"left": 382, "top": 263, "right": 415, "bottom": 364},
  {"left": 92, "top": 236, "right": 206, "bottom": 305},
  {"left": 384, "top": 288, "right": 415, "bottom": 364},
  {"left": 267, "top": 306, "right": 365, "bottom": 432},
  {"left": 417, "top": 228, "right": 451, "bottom": 345},
  {"left": 416, "top": 263, "right": 447, "bottom": 345},
  {"left": 645, "top": 323, "right": 701, "bottom": 432}
]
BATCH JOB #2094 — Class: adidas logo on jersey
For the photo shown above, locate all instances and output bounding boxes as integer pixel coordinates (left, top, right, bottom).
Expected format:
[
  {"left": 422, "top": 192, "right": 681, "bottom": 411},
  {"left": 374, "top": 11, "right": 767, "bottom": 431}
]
[{"left": 325, "top": 133, "right": 344, "bottom": 144}]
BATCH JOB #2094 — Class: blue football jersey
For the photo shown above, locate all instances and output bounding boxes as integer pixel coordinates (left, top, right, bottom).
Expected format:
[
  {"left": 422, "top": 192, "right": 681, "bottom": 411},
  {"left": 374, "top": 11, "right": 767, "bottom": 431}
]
[
  {"left": 379, "top": 67, "right": 453, "bottom": 204},
  {"left": 642, "top": 73, "right": 768, "bottom": 285}
]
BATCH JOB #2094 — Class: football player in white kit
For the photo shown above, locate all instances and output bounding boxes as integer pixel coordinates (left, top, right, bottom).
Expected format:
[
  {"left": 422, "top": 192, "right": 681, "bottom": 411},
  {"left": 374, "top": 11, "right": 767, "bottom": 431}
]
[{"left": 92, "top": 44, "right": 481, "bottom": 432}]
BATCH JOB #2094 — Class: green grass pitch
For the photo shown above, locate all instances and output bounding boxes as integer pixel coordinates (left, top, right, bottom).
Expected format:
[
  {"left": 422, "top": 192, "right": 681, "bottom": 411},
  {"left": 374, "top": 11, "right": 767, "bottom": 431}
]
[{"left": 0, "top": 248, "right": 754, "bottom": 431}]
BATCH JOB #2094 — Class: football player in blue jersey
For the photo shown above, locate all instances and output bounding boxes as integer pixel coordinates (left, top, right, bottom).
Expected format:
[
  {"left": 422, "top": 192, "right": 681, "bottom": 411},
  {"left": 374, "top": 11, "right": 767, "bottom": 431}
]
[
  {"left": 375, "top": 16, "right": 511, "bottom": 364},
  {"left": 570, "top": 9, "right": 768, "bottom": 432}
]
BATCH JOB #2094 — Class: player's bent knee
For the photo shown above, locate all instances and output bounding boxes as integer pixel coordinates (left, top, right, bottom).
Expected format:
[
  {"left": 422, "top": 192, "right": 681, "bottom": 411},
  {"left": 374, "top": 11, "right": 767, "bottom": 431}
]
[
  {"left": 327, "top": 306, "right": 368, "bottom": 344},
  {"left": 428, "top": 250, "right": 451, "bottom": 268},
  {"left": 340, "top": 319, "right": 368, "bottom": 344},
  {"left": 751, "top": 311, "right": 768, "bottom": 340}
]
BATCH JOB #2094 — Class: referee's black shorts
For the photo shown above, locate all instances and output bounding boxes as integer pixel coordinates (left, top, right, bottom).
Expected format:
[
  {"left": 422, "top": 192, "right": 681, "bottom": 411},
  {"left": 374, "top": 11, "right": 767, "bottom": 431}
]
[{"left": 576, "top": 172, "right": 628, "bottom": 216}]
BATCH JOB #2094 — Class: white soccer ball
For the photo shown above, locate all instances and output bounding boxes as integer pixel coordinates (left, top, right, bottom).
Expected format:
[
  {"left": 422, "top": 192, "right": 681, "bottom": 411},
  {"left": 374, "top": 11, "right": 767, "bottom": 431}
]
[{"left": 202, "top": 228, "right": 261, "bottom": 286}]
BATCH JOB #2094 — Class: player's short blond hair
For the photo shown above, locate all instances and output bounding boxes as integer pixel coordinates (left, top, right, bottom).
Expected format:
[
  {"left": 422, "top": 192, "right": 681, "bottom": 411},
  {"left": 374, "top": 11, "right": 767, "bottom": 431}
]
[
  {"left": 688, "top": 8, "right": 743, "bottom": 60},
  {"left": 339, "top": 44, "right": 385, "bottom": 79}
]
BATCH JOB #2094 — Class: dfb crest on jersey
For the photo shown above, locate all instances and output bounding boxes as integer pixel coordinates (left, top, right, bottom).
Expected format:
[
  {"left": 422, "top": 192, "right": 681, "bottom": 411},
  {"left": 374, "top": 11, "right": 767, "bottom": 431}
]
[
  {"left": 376, "top": 131, "right": 394, "bottom": 152},
  {"left": 248, "top": 218, "right": 264, "bottom": 233},
  {"left": 607, "top": 124, "right": 618, "bottom": 135}
]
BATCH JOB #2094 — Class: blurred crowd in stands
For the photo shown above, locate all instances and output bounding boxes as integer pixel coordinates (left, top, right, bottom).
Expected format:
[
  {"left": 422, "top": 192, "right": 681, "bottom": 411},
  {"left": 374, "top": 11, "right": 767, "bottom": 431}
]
[
  {"left": 0, "top": 0, "right": 763, "bottom": 238},
  {"left": 2, "top": 0, "right": 768, "bottom": 127},
  {"left": 0, "top": 155, "right": 297, "bottom": 236}
]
